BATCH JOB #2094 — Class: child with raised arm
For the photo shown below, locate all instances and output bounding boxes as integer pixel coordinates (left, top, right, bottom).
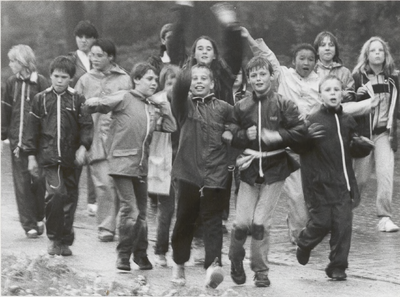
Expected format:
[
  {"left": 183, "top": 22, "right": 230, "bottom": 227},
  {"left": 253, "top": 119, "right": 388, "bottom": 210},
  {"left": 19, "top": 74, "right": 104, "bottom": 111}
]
[
  {"left": 228, "top": 56, "right": 306, "bottom": 287},
  {"left": 84, "top": 62, "right": 177, "bottom": 271},
  {"left": 1, "top": 44, "right": 49, "bottom": 238},
  {"left": 24, "top": 56, "right": 93, "bottom": 256},
  {"left": 295, "top": 75, "right": 373, "bottom": 280}
]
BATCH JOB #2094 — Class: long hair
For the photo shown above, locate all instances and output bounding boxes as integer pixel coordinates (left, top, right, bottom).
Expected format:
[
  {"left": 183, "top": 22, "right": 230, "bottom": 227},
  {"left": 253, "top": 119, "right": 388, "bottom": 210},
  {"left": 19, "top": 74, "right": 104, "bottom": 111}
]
[
  {"left": 8, "top": 44, "right": 37, "bottom": 73},
  {"left": 313, "top": 31, "right": 342, "bottom": 64},
  {"left": 352, "top": 36, "right": 395, "bottom": 76}
]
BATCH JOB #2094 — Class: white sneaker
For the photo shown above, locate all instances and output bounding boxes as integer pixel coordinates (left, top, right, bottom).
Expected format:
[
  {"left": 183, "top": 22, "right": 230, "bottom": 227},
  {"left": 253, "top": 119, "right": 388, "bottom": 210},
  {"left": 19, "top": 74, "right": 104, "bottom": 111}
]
[
  {"left": 378, "top": 217, "right": 399, "bottom": 232},
  {"left": 26, "top": 229, "right": 38, "bottom": 238},
  {"left": 171, "top": 264, "right": 186, "bottom": 286},
  {"left": 87, "top": 204, "right": 97, "bottom": 217},
  {"left": 205, "top": 258, "right": 224, "bottom": 289},
  {"left": 155, "top": 254, "right": 167, "bottom": 267}
]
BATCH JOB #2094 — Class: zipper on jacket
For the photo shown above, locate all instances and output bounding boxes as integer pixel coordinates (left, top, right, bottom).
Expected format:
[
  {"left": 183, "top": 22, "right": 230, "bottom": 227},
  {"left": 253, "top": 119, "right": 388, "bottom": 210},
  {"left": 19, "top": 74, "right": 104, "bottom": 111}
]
[
  {"left": 17, "top": 81, "right": 26, "bottom": 148},
  {"left": 334, "top": 114, "right": 350, "bottom": 191},
  {"left": 139, "top": 104, "right": 150, "bottom": 168},
  {"left": 258, "top": 100, "right": 264, "bottom": 177},
  {"left": 56, "top": 91, "right": 62, "bottom": 160}
]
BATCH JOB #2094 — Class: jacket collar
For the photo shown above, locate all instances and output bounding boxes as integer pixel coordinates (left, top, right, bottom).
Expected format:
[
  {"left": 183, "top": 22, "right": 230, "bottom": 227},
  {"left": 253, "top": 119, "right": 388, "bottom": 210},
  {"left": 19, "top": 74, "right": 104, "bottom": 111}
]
[
  {"left": 251, "top": 88, "right": 274, "bottom": 102},
  {"left": 321, "top": 104, "right": 343, "bottom": 115},
  {"left": 88, "top": 64, "right": 127, "bottom": 77},
  {"left": 191, "top": 93, "right": 215, "bottom": 103},
  {"left": 16, "top": 71, "right": 38, "bottom": 83},
  {"left": 129, "top": 89, "right": 151, "bottom": 103},
  {"left": 316, "top": 60, "right": 343, "bottom": 70}
]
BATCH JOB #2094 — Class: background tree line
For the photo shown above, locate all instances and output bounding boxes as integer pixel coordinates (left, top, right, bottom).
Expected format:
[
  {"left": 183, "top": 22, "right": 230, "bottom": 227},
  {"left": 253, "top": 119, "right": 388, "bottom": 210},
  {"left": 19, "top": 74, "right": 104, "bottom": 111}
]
[{"left": 2, "top": 1, "right": 400, "bottom": 84}]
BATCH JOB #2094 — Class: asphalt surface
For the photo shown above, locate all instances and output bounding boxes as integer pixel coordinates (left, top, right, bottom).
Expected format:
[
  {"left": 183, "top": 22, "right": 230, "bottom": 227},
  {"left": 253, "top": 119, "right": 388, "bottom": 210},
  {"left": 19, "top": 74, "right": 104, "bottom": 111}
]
[{"left": 1, "top": 136, "right": 400, "bottom": 296}]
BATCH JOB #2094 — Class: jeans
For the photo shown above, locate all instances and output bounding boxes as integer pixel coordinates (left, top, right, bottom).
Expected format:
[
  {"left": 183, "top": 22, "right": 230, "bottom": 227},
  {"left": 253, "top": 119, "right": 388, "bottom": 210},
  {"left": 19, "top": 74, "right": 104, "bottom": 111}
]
[
  {"left": 86, "top": 165, "right": 96, "bottom": 205},
  {"left": 298, "top": 198, "right": 353, "bottom": 271},
  {"left": 229, "top": 180, "right": 284, "bottom": 273},
  {"left": 171, "top": 180, "right": 225, "bottom": 269},
  {"left": 113, "top": 175, "right": 149, "bottom": 259},
  {"left": 44, "top": 165, "right": 81, "bottom": 245},
  {"left": 11, "top": 149, "right": 45, "bottom": 233},
  {"left": 90, "top": 160, "right": 118, "bottom": 233},
  {"left": 154, "top": 186, "right": 175, "bottom": 255},
  {"left": 353, "top": 132, "right": 394, "bottom": 217}
]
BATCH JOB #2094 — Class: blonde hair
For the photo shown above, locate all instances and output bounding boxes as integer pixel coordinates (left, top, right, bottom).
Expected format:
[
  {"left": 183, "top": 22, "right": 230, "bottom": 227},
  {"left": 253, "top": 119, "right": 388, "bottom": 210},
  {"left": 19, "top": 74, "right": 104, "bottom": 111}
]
[
  {"left": 8, "top": 44, "right": 37, "bottom": 73},
  {"left": 352, "top": 36, "right": 395, "bottom": 76},
  {"left": 159, "top": 64, "right": 180, "bottom": 90}
]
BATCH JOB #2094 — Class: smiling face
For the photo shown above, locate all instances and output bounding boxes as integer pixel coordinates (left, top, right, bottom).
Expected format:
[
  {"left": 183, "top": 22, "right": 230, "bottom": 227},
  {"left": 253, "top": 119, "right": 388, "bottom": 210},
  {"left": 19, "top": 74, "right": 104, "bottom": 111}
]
[
  {"left": 90, "top": 45, "right": 113, "bottom": 73},
  {"left": 320, "top": 78, "right": 343, "bottom": 110},
  {"left": 134, "top": 69, "right": 158, "bottom": 97},
  {"left": 368, "top": 40, "right": 385, "bottom": 68},
  {"left": 194, "top": 38, "right": 216, "bottom": 66},
  {"left": 248, "top": 66, "right": 272, "bottom": 96},
  {"left": 293, "top": 49, "right": 316, "bottom": 78},
  {"left": 190, "top": 67, "right": 214, "bottom": 97},
  {"left": 318, "top": 36, "right": 336, "bottom": 65}
]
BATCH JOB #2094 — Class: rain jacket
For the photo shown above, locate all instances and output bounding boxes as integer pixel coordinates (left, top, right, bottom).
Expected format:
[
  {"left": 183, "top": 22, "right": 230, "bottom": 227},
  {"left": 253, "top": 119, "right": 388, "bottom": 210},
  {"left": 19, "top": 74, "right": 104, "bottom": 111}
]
[
  {"left": 296, "top": 105, "right": 366, "bottom": 207},
  {"left": 74, "top": 65, "right": 132, "bottom": 164},
  {"left": 23, "top": 86, "right": 93, "bottom": 167},
  {"left": 84, "top": 89, "right": 177, "bottom": 177},
  {"left": 1, "top": 72, "right": 49, "bottom": 151},
  {"left": 229, "top": 89, "right": 306, "bottom": 186},
  {"left": 171, "top": 69, "right": 233, "bottom": 190}
]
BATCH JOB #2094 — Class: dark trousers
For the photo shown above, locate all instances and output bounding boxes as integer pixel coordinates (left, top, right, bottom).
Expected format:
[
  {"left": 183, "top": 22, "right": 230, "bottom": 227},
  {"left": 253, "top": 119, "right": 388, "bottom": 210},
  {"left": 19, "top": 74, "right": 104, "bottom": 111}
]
[
  {"left": 171, "top": 180, "right": 225, "bottom": 269},
  {"left": 86, "top": 165, "right": 96, "bottom": 204},
  {"left": 44, "top": 165, "right": 81, "bottom": 245},
  {"left": 113, "top": 175, "right": 148, "bottom": 259},
  {"left": 297, "top": 198, "right": 353, "bottom": 271},
  {"left": 154, "top": 183, "right": 176, "bottom": 255},
  {"left": 11, "top": 150, "right": 45, "bottom": 233}
]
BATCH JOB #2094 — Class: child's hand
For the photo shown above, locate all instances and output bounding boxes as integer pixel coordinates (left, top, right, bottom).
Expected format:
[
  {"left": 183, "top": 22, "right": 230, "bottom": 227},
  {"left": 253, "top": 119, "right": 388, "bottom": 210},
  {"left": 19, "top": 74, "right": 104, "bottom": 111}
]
[
  {"left": 356, "top": 86, "right": 369, "bottom": 97},
  {"left": 307, "top": 123, "right": 325, "bottom": 139},
  {"left": 240, "top": 27, "right": 249, "bottom": 38},
  {"left": 13, "top": 147, "right": 20, "bottom": 158},
  {"left": 211, "top": 2, "right": 238, "bottom": 27},
  {"left": 75, "top": 145, "right": 87, "bottom": 166},
  {"left": 28, "top": 155, "right": 39, "bottom": 177},
  {"left": 176, "top": 1, "right": 194, "bottom": 7},
  {"left": 148, "top": 95, "right": 165, "bottom": 106},
  {"left": 246, "top": 125, "right": 257, "bottom": 141},
  {"left": 84, "top": 97, "right": 100, "bottom": 107},
  {"left": 222, "top": 130, "right": 233, "bottom": 144},
  {"left": 261, "top": 128, "right": 283, "bottom": 146}
]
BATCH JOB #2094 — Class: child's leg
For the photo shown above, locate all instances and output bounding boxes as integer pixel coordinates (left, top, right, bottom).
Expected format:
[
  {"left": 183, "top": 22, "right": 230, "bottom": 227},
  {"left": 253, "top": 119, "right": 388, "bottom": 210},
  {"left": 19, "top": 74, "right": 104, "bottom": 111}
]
[
  {"left": 31, "top": 165, "right": 46, "bottom": 224},
  {"left": 250, "top": 180, "right": 284, "bottom": 273},
  {"left": 200, "top": 187, "right": 226, "bottom": 269},
  {"left": 327, "top": 199, "right": 352, "bottom": 273},
  {"left": 155, "top": 190, "right": 175, "bottom": 255},
  {"left": 171, "top": 180, "right": 201, "bottom": 265}
]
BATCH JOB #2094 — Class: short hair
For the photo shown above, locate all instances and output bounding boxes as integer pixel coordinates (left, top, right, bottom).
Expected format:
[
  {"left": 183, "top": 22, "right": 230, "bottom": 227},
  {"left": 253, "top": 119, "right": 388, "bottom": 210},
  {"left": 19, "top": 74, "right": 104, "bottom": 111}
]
[
  {"left": 73, "top": 20, "right": 99, "bottom": 39},
  {"left": 8, "top": 44, "right": 37, "bottom": 73},
  {"left": 160, "top": 23, "right": 173, "bottom": 41},
  {"left": 91, "top": 38, "right": 117, "bottom": 60},
  {"left": 130, "top": 62, "right": 157, "bottom": 86},
  {"left": 245, "top": 55, "right": 274, "bottom": 78},
  {"left": 191, "top": 64, "right": 214, "bottom": 81},
  {"left": 319, "top": 74, "right": 343, "bottom": 92},
  {"left": 313, "top": 31, "right": 342, "bottom": 64},
  {"left": 292, "top": 43, "right": 317, "bottom": 61},
  {"left": 159, "top": 64, "right": 180, "bottom": 90},
  {"left": 50, "top": 56, "right": 76, "bottom": 78}
]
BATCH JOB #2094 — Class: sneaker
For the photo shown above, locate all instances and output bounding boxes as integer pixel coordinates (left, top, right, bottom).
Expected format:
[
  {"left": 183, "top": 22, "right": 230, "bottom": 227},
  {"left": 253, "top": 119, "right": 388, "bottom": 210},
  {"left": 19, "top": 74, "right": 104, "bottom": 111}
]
[
  {"left": 134, "top": 255, "right": 153, "bottom": 270},
  {"left": 116, "top": 257, "right": 131, "bottom": 271},
  {"left": 378, "top": 217, "right": 399, "bottom": 232},
  {"left": 205, "top": 263, "right": 224, "bottom": 289},
  {"left": 171, "top": 264, "right": 186, "bottom": 286},
  {"left": 230, "top": 259, "right": 246, "bottom": 285},
  {"left": 254, "top": 271, "right": 270, "bottom": 287},
  {"left": 98, "top": 230, "right": 114, "bottom": 242},
  {"left": 155, "top": 254, "right": 168, "bottom": 267},
  {"left": 326, "top": 267, "right": 347, "bottom": 281},
  {"left": 47, "top": 240, "right": 61, "bottom": 256},
  {"left": 26, "top": 229, "right": 38, "bottom": 239},
  {"left": 61, "top": 245, "right": 72, "bottom": 256},
  {"left": 296, "top": 246, "right": 311, "bottom": 265},
  {"left": 87, "top": 203, "right": 97, "bottom": 217},
  {"left": 37, "top": 221, "right": 45, "bottom": 236}
]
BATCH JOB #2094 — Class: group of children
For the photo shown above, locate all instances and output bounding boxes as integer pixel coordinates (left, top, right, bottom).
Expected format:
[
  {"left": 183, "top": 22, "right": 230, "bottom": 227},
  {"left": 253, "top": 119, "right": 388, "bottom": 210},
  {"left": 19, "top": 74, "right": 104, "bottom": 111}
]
[{"left": 2, "top": 1, "right": 399, "bottom": 290}]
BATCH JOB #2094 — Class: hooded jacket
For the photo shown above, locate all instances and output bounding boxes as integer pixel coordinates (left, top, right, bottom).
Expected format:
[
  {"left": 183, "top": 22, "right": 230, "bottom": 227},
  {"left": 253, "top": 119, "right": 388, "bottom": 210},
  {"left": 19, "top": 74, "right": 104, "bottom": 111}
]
[
  {"left": 23, "top": 86, "right": 93, "bottom": 168},
  {"left": 1, "top": 72, "right": 50, "bottom": 150}
]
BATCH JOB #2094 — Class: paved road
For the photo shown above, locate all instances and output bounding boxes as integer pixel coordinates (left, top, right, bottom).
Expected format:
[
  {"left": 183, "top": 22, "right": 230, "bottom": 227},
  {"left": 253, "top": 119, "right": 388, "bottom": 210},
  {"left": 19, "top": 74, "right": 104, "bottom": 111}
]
[{"left": 1, "top": 136, "right": 400, "bottom": 296}]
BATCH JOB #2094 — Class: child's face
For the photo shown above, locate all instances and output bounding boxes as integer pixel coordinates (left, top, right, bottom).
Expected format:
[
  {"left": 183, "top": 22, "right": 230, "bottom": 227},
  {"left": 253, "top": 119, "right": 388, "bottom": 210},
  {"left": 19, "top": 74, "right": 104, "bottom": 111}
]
[
  {"left": 318, "top": 36, "right": 336, "bottom": 64},
  {"left": 233, "top": 70, "right": 243, "bottom": 89},
  {"left": 90, "top": 46, "right": 113, "bottom": 73},
  {"left": 194, "top": 39, "right": 216, "bottom": 66},
  {"left": 190, "top": 67, "right": 214, "bottom": 97},
  {"left": 368, "top": 40, "right": 385, "bottom": 67},
  {"left": 134, "top": 69, "right": 158, "bottom": 97},
  {"left": 50, "top": 69, "right": 72, "bottom": 93},
  {"left": 248, "top": 66, "right": 272, "bottom": 96},
  {"left": 320, "top": 78, "right": 342, "bottom": 109},
  {"left": 293, "top": 49, "right": 316, "bottom": 78},
  {"left": 9, "top": 59, "right": 23, "bottom": 75},
  {"left": 164, "top": 74, "right": 176, "bottom": 92},
  {"left": 76, "top": 35, "right": 96, "bottom": 54}
]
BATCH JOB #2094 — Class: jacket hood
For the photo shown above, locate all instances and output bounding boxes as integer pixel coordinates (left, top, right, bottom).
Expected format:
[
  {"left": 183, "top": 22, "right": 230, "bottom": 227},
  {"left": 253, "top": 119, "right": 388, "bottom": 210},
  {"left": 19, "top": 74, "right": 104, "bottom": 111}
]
[{"left": 88, "top": 64, "right": 128, "bottom": 78}]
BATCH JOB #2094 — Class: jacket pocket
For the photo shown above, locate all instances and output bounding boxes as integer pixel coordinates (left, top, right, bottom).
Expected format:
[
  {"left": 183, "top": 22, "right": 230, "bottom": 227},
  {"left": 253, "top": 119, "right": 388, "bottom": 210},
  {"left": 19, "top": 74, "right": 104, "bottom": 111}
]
[{"left": 112, "top": 148, "right": 138, "bottom": 157}]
